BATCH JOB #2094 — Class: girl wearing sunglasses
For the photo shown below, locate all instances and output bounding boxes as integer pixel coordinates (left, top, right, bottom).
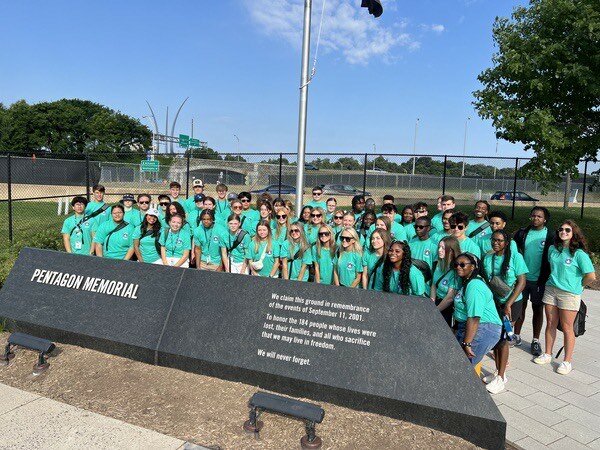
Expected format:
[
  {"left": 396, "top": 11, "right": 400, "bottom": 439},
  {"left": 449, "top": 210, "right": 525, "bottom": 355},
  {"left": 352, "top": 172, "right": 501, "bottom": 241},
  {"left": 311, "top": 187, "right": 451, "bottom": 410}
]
[
  {"left": 281, "top": 225, "right": 312, "bottom": 281},
  {"left": 362, "top": 229, "right": 392, "bottom": 289},
  {"left": 305, "top": 207, "right": 325, "bottom": 245},
  {"left": 333, "top": 227, "right": 363, "bottom": 288},
  {"left": 453, "top": 253, "right": 501, "bottom": 367},
  {"left": 449, "top": 212, "right": 481, "bottom": 258},
  {"left": 534, "top": 220, "right": 595, "bottom": 375},
  {"left": 372, "top": 240, "right": 425, "bottom": 295},
  {"left": 330, "top": 209, "right": 345, "bottom": 237},
  {"left": 482, "top": 230, "right": 528, "bottom": 393},
  {"left": 220, "top": 213, "right": 251, "bottom": 274},
  {"left": 312, "top": 224, "right": 336, "bottom": 285},
  {"left": 271, "top": 207, "right": 290, "bottom": 247}
]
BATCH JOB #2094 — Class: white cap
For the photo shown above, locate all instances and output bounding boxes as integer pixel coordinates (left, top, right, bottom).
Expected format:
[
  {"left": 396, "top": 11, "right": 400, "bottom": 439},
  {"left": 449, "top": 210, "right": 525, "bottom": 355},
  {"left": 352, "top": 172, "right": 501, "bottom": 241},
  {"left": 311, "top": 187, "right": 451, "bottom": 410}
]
[
  {"left": 193, "top": 179, "right": 204, "bottom": 187},
  {"left": 146, "top": 207, "right": 160, "bottom": 217}
]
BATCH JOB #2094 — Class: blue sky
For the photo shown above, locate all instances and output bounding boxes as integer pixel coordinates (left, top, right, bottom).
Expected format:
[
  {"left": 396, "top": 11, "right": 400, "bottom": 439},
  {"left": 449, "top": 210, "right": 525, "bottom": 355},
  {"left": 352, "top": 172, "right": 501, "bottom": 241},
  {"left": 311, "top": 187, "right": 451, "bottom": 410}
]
[{"left": 0, "top": 0, "right": 529, "bottom": 163}]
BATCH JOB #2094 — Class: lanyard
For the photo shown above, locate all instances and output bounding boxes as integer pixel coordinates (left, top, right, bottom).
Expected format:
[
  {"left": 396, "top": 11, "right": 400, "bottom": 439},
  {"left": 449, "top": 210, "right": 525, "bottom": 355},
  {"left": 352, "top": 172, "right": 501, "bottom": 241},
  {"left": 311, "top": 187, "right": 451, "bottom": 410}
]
[
  {"left": 168, "top": 230, "right": 181, "bottom": 257},
  {"left": 204, "top": 227, "right": 214, "bottom": 253}
]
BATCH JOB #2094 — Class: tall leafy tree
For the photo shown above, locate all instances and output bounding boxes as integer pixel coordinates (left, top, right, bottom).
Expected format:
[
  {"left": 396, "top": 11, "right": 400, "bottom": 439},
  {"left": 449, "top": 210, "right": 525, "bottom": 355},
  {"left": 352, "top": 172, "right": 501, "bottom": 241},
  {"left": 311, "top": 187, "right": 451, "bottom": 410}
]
[{"left": 474, "top": 0, "right": 600, "bottom": 183}]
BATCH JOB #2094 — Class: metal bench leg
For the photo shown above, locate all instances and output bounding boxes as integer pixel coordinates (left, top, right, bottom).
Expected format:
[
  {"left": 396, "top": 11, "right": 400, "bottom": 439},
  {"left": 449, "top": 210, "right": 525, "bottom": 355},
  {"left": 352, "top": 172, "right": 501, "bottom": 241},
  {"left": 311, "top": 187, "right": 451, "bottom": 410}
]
[
  {"left": 0, "top": 343, "right": 14, "bottom": 364},
  {"left": 33, "top": 351, "right": 50, "bottom": 374},
  {"left": 243, "top": 407, "right": 263, "bottom": 433},
  {"left": 301, "top": 421, "right": 322, "bottom": 449}
]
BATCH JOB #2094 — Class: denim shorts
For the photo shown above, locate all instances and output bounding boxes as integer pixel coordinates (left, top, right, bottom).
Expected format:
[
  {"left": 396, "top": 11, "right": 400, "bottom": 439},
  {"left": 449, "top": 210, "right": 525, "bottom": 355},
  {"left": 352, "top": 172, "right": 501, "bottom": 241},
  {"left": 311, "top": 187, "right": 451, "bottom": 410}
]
[{"left": 456, "top": 321, "right": 502, "bottom": 365}]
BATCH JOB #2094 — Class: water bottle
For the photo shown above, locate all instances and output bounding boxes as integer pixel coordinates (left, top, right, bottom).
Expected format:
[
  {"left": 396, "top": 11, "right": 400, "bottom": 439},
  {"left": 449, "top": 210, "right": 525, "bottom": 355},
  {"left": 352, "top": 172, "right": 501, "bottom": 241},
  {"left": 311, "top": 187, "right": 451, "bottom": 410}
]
[{"left": 503, "top": 315, "right": 514, "bottom": 340}]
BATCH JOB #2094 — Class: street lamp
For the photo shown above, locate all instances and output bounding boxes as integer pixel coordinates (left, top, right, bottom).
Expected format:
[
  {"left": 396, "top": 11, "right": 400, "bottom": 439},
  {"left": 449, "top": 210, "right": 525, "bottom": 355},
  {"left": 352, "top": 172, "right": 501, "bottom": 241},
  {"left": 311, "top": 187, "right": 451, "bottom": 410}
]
[
  {"left": 493, "top": 139, "right": 499, "bottom": 179},
  {"left": 233, "top": 134, "right": 240, "bottom": 154},
  {"left": 294, "top": 0, "right": 384, "bottom": 217},
  {"left": 372, "top": 144, "right": 376, "bottom": 169},
  {"left": 461, "top": 117, "right": 471, "bottom": 177},
  {"left": 412, "top": 118, "right": 419, "bottom": 175}
]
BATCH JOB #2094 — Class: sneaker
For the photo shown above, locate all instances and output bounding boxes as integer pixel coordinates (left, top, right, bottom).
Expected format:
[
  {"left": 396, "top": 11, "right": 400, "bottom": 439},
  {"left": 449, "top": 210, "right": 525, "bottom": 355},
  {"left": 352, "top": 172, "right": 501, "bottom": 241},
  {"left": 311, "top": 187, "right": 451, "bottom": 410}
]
[
  {"left": 531, "top": 340, "right": 543, "bottom": 357},
  {"left": 486, "top": 375, "right": 506, "bottom": 394},
  {"left": 556, "top": 361, "right": 572, "bottom": 375},
  {"left": 513, "top": 335, "right": 522, "bottom": 347},
  {"left": 534, "top": 353, "right": 552, "bottom": 365},
  {"left": 483, "top": 371, "right": 498, "bottom": 384}
]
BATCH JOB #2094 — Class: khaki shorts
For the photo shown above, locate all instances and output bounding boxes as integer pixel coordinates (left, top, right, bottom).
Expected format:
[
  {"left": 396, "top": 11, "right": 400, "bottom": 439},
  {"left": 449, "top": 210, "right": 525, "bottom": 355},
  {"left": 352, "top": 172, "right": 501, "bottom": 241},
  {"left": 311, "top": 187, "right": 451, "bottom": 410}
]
[{"left": 542, "top": 285, "right": 581, "bottom": 311}]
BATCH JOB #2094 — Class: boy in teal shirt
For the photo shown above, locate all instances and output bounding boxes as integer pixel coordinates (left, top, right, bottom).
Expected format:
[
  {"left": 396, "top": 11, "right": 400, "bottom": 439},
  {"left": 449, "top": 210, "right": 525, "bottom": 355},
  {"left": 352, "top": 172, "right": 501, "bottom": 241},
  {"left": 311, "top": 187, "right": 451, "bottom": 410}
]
[{"left": 61, "top": 196, "right": 94, "bottom": 255}]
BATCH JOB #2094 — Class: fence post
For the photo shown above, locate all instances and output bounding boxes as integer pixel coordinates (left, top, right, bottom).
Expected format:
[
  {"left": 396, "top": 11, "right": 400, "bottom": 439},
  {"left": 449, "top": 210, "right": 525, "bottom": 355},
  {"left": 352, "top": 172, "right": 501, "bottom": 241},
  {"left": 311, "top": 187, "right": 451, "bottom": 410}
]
[
  {"left": 511, "top": 157, "right": 519, "bottom": 220},
  {"left": 580, "top": 159, "right": 588, "bottom": 219},
  {"left": 7, "top": 153, "right": 13, "bottom": 243},
  {"left": 442, "top": 155, "right": 448, "bottom": 195},
  {"left": 85, "top": 152, "right": 91, "bottom": 201},
  {"left": 362, "top": 153, "right": 368, "bottom": 197},
  {"left": 278, "top": 153, "right": 283, "bottom": 198},
  {"left": 185, "top": 152, "right": 191, "bottom": 198}
]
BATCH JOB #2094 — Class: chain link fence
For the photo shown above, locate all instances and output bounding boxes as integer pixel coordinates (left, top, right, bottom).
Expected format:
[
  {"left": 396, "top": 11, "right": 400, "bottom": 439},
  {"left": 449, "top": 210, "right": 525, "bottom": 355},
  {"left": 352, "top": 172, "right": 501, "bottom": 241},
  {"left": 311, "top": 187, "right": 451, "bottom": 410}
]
[{"left": 0, "top": 151, "right": 598, "bottom": 243}]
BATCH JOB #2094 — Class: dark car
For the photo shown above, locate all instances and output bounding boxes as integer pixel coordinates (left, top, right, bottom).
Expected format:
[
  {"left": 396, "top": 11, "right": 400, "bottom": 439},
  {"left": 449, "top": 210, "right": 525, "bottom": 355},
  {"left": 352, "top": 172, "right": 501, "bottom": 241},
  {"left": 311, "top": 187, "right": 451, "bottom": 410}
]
[
  {"left": 321, "top": 184, "right": 372, "bottom": 197},
  {"left": 490, "top": 191, "right": 538, "bottom": 201},
  {"left": 305, "top": 163, "right": 319, "bottom": 171},
  {"left": 250, "top": 184, "right": 296, "bottom": 195}
]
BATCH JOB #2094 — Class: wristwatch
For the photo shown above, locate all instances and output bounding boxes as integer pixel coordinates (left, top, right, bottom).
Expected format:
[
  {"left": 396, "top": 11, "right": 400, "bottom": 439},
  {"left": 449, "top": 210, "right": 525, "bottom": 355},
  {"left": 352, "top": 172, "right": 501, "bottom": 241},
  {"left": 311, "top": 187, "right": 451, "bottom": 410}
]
[{"left": 461, "top": 342, "right": 472, "bottom": 348}]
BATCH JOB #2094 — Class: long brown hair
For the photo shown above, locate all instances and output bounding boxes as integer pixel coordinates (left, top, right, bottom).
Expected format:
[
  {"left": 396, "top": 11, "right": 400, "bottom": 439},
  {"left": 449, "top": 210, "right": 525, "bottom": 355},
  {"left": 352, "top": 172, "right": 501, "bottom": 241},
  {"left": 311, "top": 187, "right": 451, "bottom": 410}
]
[
  {"left": 555, "top": 220, "right": 588, "bottom": 256},
  {"left": 438, "top": 236, "right": 461, "bottom": 272}
]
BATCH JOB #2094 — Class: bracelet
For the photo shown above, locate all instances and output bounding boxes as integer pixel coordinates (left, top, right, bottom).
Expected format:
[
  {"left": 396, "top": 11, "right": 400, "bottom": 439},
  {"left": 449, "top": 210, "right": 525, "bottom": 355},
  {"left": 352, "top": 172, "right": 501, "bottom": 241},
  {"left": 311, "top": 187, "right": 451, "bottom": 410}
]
[{"left": 461, "top": 342, "right": 472, "bottom": 348}]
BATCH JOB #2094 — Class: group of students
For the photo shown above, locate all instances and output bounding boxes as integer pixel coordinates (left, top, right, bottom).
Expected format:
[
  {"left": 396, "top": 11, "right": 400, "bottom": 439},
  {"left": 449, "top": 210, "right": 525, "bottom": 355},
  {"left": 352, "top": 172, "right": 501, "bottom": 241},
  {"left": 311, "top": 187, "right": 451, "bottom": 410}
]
[{"left": 61, "top": 182, "right": 596, "bottom": 391}]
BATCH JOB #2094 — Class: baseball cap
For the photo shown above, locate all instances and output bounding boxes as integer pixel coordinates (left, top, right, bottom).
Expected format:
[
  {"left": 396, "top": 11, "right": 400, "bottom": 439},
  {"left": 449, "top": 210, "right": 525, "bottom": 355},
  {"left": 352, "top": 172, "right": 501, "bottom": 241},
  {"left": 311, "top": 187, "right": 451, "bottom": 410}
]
[
  {"left": 194, "top": 194, "right": 205, "bottom": 202},
  {"left": 192, "top": 179, "right": 204, "bottom": 187},
  {"left": 146, "top": 207, "right": 160, "bottom": 218},
  {"left": 120, "top": 194, "right": 136, "bottom": 204}
]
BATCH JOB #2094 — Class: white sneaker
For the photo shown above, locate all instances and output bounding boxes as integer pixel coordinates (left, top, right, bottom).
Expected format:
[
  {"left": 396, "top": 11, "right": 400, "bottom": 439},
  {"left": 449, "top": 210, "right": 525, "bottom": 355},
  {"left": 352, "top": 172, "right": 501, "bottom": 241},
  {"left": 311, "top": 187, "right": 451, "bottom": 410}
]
[
  {"left": 486, "top": 375, "right": 506, "bottom": 394},
  {"left": 483, "top": 371, "right": 508, "bottom": 384},
  {"left": 534, "top": 353, "right": 552, "bottom": 365},
  {"left": 556, "top": 361, "right": 572, "bottom": 375}
]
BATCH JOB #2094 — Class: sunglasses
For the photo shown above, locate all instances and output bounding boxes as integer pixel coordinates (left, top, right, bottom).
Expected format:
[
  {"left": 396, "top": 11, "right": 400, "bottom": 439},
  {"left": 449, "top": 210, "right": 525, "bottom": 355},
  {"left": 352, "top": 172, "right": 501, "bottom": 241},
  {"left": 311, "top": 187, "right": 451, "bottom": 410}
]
[
  {"left": 454, "top": 262, "right": 473, "bottom": 268},
  {"left": 312, "top": 192, "right": 322, "bottom": 196},
  {"left": 450, "top": 224, "right": 465, "bottom": 230},
  {"left": 341, "top": 236, "right": 353, "bottom": 242},
  {"left": 334, "top": 215, "right": 343, "bottom": 220},
  {"left": 276, "top": 214, "right": 287, "bottom": 219},
  {"left": 232, "top": 205, "right": 243, "bottom": 209},
  {"left": 559, "top": 227, "right": 572, "bottom": 233},
  {"left": 290, "top": 229, "right": 301, "bottom": 234},
  {"left": 318, "top": 232, "right": 331, "bottom": 237},
  {"left": 311, "top": 213, "right": 322, "bottom": 218},
  {"left": 138, "top": 201, "right": 150, "bottom": 204},
  {"left": 159, "top": 202, "right": 170, "bottom": 206},
  {"left": 415, "top": 225, "right": 429, "bottom": 230},
  {"left": 240, "top": 199, "right": 250, "bottom": 203}
]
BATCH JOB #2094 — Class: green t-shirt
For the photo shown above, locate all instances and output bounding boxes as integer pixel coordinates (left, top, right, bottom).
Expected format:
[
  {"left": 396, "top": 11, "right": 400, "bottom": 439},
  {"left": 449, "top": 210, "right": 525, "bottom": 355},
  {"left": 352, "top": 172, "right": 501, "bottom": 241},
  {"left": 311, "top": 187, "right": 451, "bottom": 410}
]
[
  {"left": 523, "top": 228, "right": 548, "bottom": 282},
  {"left": 93, "top": 220, "right": 134, "bottom": 260},
  {"left": 271, "top": 224, "right": 288, "bottom": 245},
  {"left": 334, "top": 251, "right": 362, "bottom": 287},
  {"left": 240, "top": 209, "right": 261, "bottom": 237},
  {"left": 87, "top": 201, "right": 112, "bottom": 232},
  {"left": 312, "top": 245, "right": 334, "bottom": 285},
  {"left": 476, "top": 234, "right": 519, "bottom": 256},
  {"left": 61, "top": 213, "right": 94, "bottom": 255},
  {"left": 183, "top": 196, "right": 197, "bottom": 214},
  {"left": 281, "top": 240, "right": 313, "bottom": 281},
  {"left": 124, "top": 209, "right": 144, "bottom": 228},
  {"left": 483, "top": 252, "right": 529, "bottom": 303},
  {"left": 432, "top": 264, "right": 459, "bottom": 300},
  {"left": 466, "top": 220, "right": 491, "bottom": 239},
  {"left": 404, "top": 223, "right": 416, "bottom": 241},
  {"left": 453, "top": 278, "right": 502, "bottom": 325},
  {"left": 214, "top": 200, "right": 231, "bottom": 226},
  {"left": 220, "top": 230, "right": 252, "bottom": 264},
  {"left": 373, "top": 265, "right": 426, "bottom": 296},
  {"left": 305, "top": 200, "right": 327, "bottom": 210},
  {"left": 431, "top": 212, "right": 444, "bottom": 232},
  {"left": 132, "top": 227, "right": 161, "bottom": 263},
  {"left": 408, "top": 237, "right": 437, "bottom": 269},
  {"left": 159, "top": 228, "right": 192, "bottom": 259},
  {"left": 368, "top": 222, "right": 407, "bottom": 243},
  {"left": 246, "top": 240, "right": 280, "bottom": 277},
  {"left": 193, "top": 224, "right": 226, "bottom": 265},
  {"left": 187, "top": 208, "right": 204, "bottom": 233},
  {"left": 304, "top": 223, "right": 320, "bottom": 245},
  {"left": 546, "top": 245, "right": 594, "bottom": 295},
  {"left": 458, "top": 237, "right": 482, "bottom": 258}
]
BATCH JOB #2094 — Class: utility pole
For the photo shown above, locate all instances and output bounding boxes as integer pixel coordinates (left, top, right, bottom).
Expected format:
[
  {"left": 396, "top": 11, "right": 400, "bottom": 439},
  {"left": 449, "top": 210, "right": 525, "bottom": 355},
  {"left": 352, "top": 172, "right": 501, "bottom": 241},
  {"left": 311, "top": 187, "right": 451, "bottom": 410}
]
[
  {"left": 493, "top": 139, "right": 499, "bottom": 179},
  {"left": 412, "top": 118, "right": 419, "bottom": 175},
  {"left": 372, "top": 144, "right": 376, "bottom": 169},
  {"left": 461, "top": 117, "right": 471, "bottom": 177}
]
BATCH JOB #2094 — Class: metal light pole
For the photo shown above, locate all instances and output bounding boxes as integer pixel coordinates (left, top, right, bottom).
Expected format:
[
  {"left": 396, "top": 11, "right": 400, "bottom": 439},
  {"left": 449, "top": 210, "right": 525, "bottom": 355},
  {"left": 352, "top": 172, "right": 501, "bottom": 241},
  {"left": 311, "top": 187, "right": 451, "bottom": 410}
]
[
  {"left": 493, "top": 139, "right": 499, "bottom": 179},
  {"left": 234, "top": 134, "right": 240, "bottom": 154},
  {"left": 461, "top": 117, "right": 471, "bottom": 177},
  {"left": 142, "top": 115, "right": 158, "bottom": 158},
  {"left": 372, "top": 144, "right": 376, "bottom": 169},
  {"left": 412, "top": 118, "right": 419, "bottom": 175}
]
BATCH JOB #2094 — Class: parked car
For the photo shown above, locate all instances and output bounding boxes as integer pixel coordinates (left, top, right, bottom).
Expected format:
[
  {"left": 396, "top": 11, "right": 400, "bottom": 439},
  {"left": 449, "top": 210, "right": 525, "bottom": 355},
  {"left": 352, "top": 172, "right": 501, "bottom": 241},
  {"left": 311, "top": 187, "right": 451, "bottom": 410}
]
[
  {"left": 305, "top": 163, "right": 319, "bottom": 171},
  {"left": 250, "top": 184, "right": 296, "bottom": 195},
  {"left": 490, "top": 191, "right": 538, "bottom": 201},
  {"left": 320, "top": 184, "right": 372, "bottom": 197}
]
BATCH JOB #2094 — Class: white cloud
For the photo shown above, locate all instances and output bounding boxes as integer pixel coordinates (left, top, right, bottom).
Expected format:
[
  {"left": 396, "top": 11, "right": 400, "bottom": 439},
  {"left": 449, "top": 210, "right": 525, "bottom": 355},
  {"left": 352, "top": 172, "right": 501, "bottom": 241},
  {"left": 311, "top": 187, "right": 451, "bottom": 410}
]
[
  {"left": 420, "top": 23, "right": 445, "bottom": 33},
  {"left": 244, "top": 0, "right": 420, "bottom": 65}
]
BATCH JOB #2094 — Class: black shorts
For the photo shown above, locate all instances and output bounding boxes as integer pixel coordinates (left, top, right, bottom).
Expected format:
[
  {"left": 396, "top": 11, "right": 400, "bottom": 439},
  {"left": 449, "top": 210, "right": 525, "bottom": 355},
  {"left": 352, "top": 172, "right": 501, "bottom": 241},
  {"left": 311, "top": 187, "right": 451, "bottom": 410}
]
[{"left": 522, "top": 280, "right": 545, "bottom": 307}]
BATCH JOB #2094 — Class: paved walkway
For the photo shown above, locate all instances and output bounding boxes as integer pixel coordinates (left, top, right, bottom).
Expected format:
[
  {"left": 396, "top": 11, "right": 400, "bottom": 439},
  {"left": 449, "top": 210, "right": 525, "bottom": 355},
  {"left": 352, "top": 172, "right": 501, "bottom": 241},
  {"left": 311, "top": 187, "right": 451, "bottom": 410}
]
[
  {"left": 0, "top": 383, "right": 194, "bottom": 450},
  {"left": 482, "top": 289, "right": 600, "bottom": 449}
]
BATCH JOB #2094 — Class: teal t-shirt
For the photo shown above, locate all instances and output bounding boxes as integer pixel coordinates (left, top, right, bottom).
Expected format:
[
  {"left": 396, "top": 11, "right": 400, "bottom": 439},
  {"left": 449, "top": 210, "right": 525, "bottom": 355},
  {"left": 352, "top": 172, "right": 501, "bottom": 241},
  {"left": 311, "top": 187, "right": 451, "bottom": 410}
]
[
  {"left": 431, "top": 230, "right": 452, "bottom": 246},
  {"left": 546, "top": 245, "right": 595, "bottom": 295},
  {"left": 476, "top": 234, "right": 519, "bottom": 256},
  {"left": 373, "top": 265, "right": 426, "bottom": 296},
  {"left": 281, "top": 240, "right": 313, "bottom": 281},
  {"left": 368, "top": 222, "right": 407, "bottom": 243},
  {"left": 304, "top": 223, "right": 320, "bottom": 245},
  {"left": 220, "top": 230, "right": 252, "bottom": 264},
  {"left": 483, "top": 252, "right": 529, "bottom": 303},
  {"left": 523, "top": 228, "right": 548, "bottom": 282},
  {"left": 431, "top": 212, "right": 444, "bottom": 232},
  {"left": 183, "top": 196, "right": 198, "bottom": 214},
  {"left": 432, "top": 264, "right": 459, "bottom": 300},
  {"left": 404, "top": 223, "right": 416, "bottom": 241},
  {"left": 246, "top": 240, "right": 280, "bottom": 277},
  {"left": 214, "top": 200, "right": 231, "bottom": 226},
  {"left": 193, "top": 224, "right": 226, "bottom": 265},
  {"left": 271, "top": 224, "right": 288, "bottom": 245},
  {"left": 159, "top": 228, "right": 192, "bottom": 259},
  {"left": 458, "top": 237, "right": 482, "bottom": 258},
  {"left": 93, "top": 220, "right": 134, "bottom": 259},
  {"left": 132, "top": 227, "right": 162, "bottom": 263},
  {"left": 61, "top": 214, "right": 94, "bottom": 255},
  {"left": 87, "top": 201, "right": 112, "bottom": 232},
  {"left": 240, "top": 209, "right": 261, "bottom": 237},
  {"left": 305, "top": 200, "right": 327, "bottom": 210},
  {"left": 124, "top": 209, "right": 144, "bottom": 228},
  {"left": 453, "top": 278, "right": 502, "bottom": 325},
  {"left": 409, "top": 237, "right": 437, "bottom": 269},
  {"left": 187, "top": 208, "right": 204, "bottom": 233},
  {"left": 466, "top": 220, "right": 491, "bottom": 239},
  {"left": 312, "top": 245, "right": 334, "bottom": 284},
  {"left": 335, "top": 251, "right": 362, "bottom": 287}
]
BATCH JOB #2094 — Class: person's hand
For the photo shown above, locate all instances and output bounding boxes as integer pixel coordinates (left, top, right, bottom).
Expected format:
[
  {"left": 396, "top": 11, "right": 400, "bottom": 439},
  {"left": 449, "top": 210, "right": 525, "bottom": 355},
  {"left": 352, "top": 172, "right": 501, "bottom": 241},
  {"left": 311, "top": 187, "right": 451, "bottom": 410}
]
[
  {"left": 503, "top": 305, "right": 512, "bottom": 321},
  {"left": 464, "top": 345, "right": 475, "bottom": 359},
  {"left": 430, "top": 297, "right": 436, "bottom": 302}
]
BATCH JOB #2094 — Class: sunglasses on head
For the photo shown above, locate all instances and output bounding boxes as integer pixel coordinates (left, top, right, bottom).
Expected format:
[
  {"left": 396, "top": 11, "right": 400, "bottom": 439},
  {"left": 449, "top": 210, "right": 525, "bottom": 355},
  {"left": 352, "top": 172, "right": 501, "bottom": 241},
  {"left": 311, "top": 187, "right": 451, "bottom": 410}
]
[
  {"left": 311, "top": 213, "right": 322, "bottom": 218},
  {"left": 454, "top": 262, "right": 473, "bottom": 268},
  {"left": 559, "top": 227, "right": 572, "bottom": 233},
  {"left": 139, "top": 201, "right": 149, "bottom": 204},
  {"left": 341, "top": 236, "right": 353, "bottom": 242},
  {"left": 450, "top": 224, "right": 465, "bottom": 230},
  {"left": 318, "top": 231, "right": 330, "bottom": 237},
  {"left": 276, "top": 214, "right": 287, "bottom": 219}
]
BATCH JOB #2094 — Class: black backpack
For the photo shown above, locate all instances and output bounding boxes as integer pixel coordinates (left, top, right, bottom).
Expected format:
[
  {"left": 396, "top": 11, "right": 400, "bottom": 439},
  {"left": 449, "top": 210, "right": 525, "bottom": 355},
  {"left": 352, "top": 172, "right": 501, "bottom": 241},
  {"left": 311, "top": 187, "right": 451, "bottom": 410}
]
[
  {"left": 411, "top": 258, "right": 432, "bottom": 284},
  {"left": 555, "top": 300, "right": 587, "bottom": 358}
]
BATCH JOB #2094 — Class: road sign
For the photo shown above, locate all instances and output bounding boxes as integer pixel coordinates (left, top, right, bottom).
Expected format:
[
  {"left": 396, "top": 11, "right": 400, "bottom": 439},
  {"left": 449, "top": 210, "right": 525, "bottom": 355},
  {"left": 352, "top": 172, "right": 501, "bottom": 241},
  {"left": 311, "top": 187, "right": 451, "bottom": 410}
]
[
  {"left": 189, "top": 138, "right": 200, "bottom": 147},
  {"left": 179, "top": 134, "right": 190, "bottom": 148},
  {"left": 140, "top": 160, "right": 160, "bottom": 173}
]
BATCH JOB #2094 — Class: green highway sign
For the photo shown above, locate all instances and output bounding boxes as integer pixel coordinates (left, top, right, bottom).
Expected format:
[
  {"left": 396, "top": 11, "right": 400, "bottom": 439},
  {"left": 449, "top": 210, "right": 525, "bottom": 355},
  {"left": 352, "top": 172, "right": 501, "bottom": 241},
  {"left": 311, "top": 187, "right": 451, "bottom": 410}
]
[
  {"left": 179, "top": 134, "right": 190, "bottom": 148},
  {"left": 140, "top": 160, "right": 160, "bottom": 173},
  {"left": 189, "top": 138, "right": 200, "bottom": 147}
]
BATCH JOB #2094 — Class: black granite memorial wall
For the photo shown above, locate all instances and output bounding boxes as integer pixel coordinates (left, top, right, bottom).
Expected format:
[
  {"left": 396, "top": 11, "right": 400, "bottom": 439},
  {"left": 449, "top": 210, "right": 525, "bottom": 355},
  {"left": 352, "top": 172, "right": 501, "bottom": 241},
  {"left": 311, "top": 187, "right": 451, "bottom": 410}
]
[{"left": 0, "top": 248, "right": 506, "bottom": 449}]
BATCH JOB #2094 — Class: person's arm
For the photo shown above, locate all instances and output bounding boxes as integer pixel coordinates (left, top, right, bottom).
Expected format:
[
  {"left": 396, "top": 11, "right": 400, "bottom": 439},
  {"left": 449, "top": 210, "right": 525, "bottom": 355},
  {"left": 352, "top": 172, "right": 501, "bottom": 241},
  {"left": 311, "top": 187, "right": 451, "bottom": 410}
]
[
  {"left": 161, "top": 246, "right": 168, "bottom": 265},
  {"left": 333, "top": 268, "right": 340, "bottom": 286},
  {"left": 195, "top": 246, "right": 202, "bottom": 269},
  {"left": 174, "top": 250, "right": 189, "bottom": 267},
  {"left": 221, "top": 247, "right": 230, "bottom": 272},
  {"left": 297, "top": 263, "right": 307, "bottom": 281},
  {"left": 583, "top": 272, "right": 597, "bottom": 287},
  {"left": 269, "top": 259, "right": 280, "bottom": 278},
  {"left": 133, "top": 239, "right": 143, "bottom": 262},
  {"left": 361, "top": 267, "right": 369, "bottom": 289},
  {"left": 314, "top": 262, "right": 321, "bottom": 283},
  {"left": 249, "top": 258, "right": 259, "bottom": 276},
  {"left": 430, "top": 282, "right": 437, "bottom": 302},
  {"left": 350, "top": 271, "right": 361, "bottom": 288},
  {"left": 62, "top": 234, "right": 72, "bottom": 253},
  {"left": 282, "top": 258, "right": 289, "bottom": 279},
  {"left": 463, "top": 316, "right": 480, "bottom": 359},
  {"left": 437, "top": 288, "right": 456, "bottom": 311},
  {"left": 95, "top": 242, "right": 104, "bottom": 257},
  {"left": 504, "top": 274, "right": 526, "bottom": 320},
  {"left": 240, "top": 260, "right": 248, "bottom": 275},
  {"left": 125, "top": 247, "right": 135, "bottom": 261}
]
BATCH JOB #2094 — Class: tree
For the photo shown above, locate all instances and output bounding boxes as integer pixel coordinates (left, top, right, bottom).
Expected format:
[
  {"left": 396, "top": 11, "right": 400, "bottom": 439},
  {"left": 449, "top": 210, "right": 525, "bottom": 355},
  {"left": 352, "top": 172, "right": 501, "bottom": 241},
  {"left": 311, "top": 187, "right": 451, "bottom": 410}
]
[
  {"left": 186, "top": 146, "right": 222, "bottom": 160},
  {"left": 474, "top": 0, "right": 600, "bottom": 184}
]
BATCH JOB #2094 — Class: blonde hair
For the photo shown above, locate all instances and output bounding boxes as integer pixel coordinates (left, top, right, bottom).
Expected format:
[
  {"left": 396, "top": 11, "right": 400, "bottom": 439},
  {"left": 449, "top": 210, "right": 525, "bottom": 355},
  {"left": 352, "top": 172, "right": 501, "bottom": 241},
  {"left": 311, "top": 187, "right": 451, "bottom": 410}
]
[
  {"left": 339, "top": 227, "right": 363, "bottom": 255},
  {"left": 274, "top": 206, "right": 290, "bottom": 240},
  {"left": 287, "top": 222, "right": 310, "bottom": 257},
  {"left": 315, "top": 224, "right": 337, "bottom": 259},
  {"left": 253, "top": 221, "right": 273, "bottom": 254}
]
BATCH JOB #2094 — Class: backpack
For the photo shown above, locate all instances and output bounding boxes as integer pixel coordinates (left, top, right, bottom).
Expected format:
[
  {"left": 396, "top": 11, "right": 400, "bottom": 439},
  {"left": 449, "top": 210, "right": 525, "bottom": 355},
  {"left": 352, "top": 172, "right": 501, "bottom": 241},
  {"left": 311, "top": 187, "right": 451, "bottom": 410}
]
[
  {"left": 555, "top": 300, "right": 587, "bottom": 358},
  {"left": 411, "top": 258, "right": 432, "bottom": 284}
]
